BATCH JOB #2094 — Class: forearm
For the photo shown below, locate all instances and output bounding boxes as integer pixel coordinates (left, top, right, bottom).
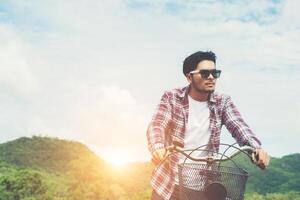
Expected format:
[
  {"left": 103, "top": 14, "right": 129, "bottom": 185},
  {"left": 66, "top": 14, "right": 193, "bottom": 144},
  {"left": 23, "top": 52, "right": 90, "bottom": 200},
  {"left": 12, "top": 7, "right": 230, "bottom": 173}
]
[
  {"left": 146, "top": 92, "right": 172, "bottom": 153},
  {"left": 227, "top": 122, "right": 261, "bottom": 148},
  {"left": 223, "top": 96, "right": 262, "bottom": 148},
  {"left": 147, "top": 124, "right": 166, "bottom": 154}
]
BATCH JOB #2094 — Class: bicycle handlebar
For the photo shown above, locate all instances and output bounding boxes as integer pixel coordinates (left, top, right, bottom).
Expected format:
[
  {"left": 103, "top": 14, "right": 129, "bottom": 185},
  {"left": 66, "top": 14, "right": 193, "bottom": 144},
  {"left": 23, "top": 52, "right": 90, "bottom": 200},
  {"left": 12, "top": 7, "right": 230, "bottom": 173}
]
[
  {"left": 151, "top": 141, "right": 258, "bottom": 166},
  {"left": 166, "top": 144, "right": 255, "bottom": 163}
]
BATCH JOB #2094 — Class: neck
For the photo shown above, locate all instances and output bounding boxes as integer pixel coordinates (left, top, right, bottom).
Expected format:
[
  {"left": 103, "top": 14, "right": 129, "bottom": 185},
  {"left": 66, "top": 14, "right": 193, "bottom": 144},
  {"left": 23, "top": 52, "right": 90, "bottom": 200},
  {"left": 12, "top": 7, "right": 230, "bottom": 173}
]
[{"left": 188, "top": 87, "right": 210, "bottom": 102}]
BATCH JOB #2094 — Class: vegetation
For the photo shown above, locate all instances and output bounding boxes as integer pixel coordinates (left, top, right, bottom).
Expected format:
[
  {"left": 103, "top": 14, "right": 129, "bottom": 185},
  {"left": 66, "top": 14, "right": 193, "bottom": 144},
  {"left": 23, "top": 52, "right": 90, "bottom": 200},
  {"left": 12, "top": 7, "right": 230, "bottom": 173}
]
[
  {"left": 0, "top": 136, "right": 299, "bottom": 199},
  {"left": 227, "top": 151, "right": 300, "bottom": 194},
  {"left": 245, "top": 192, "right": 300, "bottom": 200}
]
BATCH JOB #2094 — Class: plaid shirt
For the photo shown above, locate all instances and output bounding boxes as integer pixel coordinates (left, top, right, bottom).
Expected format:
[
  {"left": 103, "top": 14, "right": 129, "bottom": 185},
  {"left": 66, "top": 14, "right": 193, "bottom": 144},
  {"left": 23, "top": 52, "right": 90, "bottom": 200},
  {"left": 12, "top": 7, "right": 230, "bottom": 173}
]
[{"left": 146, "top": 85, "right": 261, "bottom": 200}]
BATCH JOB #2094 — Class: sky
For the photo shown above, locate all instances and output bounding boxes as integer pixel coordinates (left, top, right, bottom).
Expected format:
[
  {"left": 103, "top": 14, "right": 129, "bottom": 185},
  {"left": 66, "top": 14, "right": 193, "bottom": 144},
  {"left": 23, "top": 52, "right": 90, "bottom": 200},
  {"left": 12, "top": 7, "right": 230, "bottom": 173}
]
[{"left": 0, "top": 0, "right": 299, "bottom": 162}]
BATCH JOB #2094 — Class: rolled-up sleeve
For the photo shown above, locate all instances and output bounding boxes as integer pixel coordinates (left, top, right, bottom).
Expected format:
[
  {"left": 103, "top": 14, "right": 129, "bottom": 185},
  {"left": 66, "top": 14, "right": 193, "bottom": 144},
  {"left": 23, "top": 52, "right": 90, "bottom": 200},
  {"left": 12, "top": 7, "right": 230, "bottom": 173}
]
[
  {"left": 147, "top": 92, "right": 172, "bottom": 154},
  {"left": 222, "top": 96, "right": 261, "bottom": 149}
]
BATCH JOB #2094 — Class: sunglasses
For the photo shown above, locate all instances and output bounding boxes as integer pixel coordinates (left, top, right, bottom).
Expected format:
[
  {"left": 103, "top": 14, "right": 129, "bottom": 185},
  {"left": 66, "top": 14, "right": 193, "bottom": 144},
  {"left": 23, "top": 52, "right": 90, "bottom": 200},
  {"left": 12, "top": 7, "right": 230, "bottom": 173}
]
[{"left": 190, "top": 69, "right": 222, "bottom": 79}]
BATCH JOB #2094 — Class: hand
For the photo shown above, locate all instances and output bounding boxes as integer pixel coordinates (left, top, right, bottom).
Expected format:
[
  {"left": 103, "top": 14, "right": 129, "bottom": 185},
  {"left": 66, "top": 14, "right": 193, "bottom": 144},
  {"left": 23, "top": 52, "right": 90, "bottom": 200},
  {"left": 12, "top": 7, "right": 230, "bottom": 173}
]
[
  {"left": 252, "top": 148, "right": 270, "bottom": 170},
  {"left": 151, "top": 148, "right": 168, "bottom": 165}
]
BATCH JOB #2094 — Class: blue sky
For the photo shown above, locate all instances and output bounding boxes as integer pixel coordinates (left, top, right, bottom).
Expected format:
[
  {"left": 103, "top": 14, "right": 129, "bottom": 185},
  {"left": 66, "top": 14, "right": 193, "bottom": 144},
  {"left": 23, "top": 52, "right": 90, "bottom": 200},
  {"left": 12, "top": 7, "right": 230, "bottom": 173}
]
[
  {"left": 125, "top": 0, "right": 282, "bottom": 24},
  {"left": 0, "top": 0, "right": 299, "bottom": 162}
]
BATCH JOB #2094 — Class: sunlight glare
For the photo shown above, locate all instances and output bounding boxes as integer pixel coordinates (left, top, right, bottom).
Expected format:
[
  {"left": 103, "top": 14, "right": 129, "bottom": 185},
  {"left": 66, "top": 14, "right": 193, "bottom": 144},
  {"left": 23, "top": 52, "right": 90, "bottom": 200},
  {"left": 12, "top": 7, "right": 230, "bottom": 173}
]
[{"left": 103, "top": 148, "right": 132, "bottom": 168}]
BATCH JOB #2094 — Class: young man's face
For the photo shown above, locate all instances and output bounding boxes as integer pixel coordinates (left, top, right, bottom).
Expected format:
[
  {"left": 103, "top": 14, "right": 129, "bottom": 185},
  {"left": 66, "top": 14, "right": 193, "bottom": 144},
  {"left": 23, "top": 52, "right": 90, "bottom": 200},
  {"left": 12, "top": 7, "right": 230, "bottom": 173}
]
[{"left": 187, "top": 60, "right": 217, "bottom": 93}]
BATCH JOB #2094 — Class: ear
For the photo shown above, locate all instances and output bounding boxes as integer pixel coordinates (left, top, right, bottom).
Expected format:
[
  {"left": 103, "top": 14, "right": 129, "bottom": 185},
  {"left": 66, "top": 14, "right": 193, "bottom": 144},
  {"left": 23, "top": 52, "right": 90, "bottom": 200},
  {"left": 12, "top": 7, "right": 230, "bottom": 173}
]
[{"left": 186, "top": 73, "right": 192, "bottom": 84}]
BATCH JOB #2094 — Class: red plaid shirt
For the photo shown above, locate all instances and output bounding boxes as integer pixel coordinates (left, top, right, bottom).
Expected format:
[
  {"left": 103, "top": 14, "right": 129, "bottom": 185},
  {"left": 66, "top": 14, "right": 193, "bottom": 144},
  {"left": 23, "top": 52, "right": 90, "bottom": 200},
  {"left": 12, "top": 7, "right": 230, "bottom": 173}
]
[{"left": 146, "top": 86, "right": 261, "bottom": 200}]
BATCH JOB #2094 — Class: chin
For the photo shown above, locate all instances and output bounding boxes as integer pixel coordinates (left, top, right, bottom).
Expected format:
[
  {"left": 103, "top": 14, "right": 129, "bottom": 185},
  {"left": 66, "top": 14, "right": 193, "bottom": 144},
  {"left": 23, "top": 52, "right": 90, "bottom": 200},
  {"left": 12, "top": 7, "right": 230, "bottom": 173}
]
[{"left": 206, "top": 89, "right": 215, "bottom": 93}]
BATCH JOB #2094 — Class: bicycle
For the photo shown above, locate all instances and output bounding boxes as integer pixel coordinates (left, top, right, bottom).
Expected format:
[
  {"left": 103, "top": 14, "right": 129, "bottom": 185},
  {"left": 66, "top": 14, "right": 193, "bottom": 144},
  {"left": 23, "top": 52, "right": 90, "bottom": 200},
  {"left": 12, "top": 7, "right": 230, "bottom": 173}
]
[{"left": 153, "top": 141, "right": 260, "bottom": 200}]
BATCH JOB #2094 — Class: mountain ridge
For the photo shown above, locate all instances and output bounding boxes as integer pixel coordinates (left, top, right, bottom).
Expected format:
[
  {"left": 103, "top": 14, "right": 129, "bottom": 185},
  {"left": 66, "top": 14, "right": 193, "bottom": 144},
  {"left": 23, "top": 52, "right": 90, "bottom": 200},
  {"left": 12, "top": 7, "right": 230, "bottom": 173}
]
[
  {"left": 0, "top": 136, "right": 299, "bottom": 199},
  {"left": 0, "top": 136, "right": 105, "bottom": 173}
]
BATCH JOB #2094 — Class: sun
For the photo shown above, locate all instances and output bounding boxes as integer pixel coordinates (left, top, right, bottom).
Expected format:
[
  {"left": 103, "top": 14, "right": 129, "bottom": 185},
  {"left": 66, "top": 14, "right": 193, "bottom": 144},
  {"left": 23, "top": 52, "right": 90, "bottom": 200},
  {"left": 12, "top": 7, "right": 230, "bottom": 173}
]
[
  {"left": 87, "top": 145, "right": 133, "bottom": 168},
  {"left": 106, "top": 156, "right": 129, "bottom": 167},
  {"left": 102, "top": 148, "right": 132, "bottom": 168}
]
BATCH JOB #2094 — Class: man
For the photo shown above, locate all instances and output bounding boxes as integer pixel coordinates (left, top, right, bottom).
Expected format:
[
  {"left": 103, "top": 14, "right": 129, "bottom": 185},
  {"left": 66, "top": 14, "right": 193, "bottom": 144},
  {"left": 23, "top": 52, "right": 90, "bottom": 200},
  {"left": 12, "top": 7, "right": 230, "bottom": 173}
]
[{"left": 146, "top": 51, "right": 270, "bottom": 200}]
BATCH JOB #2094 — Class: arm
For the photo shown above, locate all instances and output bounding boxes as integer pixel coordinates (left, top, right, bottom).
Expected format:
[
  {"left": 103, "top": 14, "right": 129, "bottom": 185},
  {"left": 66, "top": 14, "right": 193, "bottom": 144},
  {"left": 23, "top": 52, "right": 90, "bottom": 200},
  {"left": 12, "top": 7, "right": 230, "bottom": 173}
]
[
  {"left": 222, "top": 96, "right": 261, "bottom": 148},
  {"left": 222, "top": 96, "right": 270, "bottom": 169},
  {"left": 146, "top": 92, "right": 172, "bottom": 155}
]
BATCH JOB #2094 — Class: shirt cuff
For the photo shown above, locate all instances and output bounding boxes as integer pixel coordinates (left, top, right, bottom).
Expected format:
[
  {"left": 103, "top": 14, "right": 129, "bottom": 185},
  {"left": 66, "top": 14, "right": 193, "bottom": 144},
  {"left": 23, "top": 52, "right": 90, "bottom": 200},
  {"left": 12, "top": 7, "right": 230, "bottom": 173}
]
[
  {"left": 248, "top": 139, "right": 261, "bottom": 149},
  {"left": 150, "top": 143, "right": 165, "bottom": 154}
]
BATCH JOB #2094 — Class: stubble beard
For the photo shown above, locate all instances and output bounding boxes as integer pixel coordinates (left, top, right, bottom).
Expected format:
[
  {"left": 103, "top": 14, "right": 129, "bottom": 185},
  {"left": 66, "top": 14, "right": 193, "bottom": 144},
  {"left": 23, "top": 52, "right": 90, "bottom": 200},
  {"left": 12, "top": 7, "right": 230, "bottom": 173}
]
[{"left": 191, "top": 79, "right": 215, "bottom": 94}]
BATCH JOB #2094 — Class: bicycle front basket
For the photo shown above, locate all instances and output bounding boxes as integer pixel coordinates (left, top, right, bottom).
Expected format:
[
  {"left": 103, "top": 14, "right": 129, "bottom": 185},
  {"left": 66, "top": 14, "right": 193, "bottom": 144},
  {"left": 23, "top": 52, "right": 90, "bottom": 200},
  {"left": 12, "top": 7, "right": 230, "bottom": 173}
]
[{"left": 178, "top": 162, "right": 249, "bottom": 200}]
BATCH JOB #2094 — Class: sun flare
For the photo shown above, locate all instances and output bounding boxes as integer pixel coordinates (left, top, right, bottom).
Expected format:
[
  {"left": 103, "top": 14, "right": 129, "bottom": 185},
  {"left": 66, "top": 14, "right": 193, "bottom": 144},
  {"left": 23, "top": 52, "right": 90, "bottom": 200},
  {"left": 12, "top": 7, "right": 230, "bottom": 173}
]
[
  {"left": 106, "top": 156, "right": 129, "bottom": 167},
  {"left": 102, "top": 148, "right": 132, "bottom": 168}
]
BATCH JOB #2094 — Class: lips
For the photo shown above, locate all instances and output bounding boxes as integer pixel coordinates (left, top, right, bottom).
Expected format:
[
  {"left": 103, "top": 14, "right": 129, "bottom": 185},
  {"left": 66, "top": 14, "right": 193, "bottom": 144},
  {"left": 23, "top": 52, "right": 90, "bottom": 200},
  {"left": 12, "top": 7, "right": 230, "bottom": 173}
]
[{"left": 205, "top": 82, "right": 215, "bottom": 86}]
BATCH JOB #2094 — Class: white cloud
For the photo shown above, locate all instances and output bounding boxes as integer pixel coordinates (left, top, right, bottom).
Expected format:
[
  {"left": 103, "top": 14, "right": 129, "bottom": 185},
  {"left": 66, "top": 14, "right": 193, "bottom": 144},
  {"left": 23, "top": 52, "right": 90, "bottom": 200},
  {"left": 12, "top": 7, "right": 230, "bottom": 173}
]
[
  {"left": 0, "top": 0, "right": 299, "bottom": 160},
  {"left": 22, "top": 84, "right": 151, "bottom": 160},
  {"left": 72, "top": 85, "right": 150, "bottom": 144},
  {"left": 0, "top": 25, "right": 38, "bottom": 97},
  {"left": 218, "top": 68, "right": 299, "bottom": 156}
]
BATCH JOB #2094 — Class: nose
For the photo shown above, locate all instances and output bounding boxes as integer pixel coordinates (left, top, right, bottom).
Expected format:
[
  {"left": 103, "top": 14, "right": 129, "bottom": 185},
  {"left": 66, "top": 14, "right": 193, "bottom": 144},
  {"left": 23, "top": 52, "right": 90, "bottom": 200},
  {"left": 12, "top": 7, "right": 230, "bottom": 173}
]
[{"left": 207, "top": 73, "right": 214, "bottom": 79}]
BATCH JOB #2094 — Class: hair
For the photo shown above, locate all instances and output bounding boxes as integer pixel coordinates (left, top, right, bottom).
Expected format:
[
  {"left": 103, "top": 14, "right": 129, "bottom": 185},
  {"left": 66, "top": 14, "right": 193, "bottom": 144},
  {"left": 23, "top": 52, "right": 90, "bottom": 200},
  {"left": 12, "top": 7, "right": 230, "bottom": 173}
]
[{"left": 183, "top": 51, "right": 216, "bottom": 76}]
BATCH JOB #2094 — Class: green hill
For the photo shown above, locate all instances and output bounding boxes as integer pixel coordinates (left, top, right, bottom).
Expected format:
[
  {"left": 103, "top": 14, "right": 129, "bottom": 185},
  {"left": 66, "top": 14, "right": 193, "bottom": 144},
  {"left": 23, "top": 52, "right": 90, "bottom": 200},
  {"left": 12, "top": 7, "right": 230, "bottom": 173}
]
[
  {"left": 0, "top": 136, "right": 110, "bottom": 199},
  {"left": 0, "top": 136, "right": 299, "bottom": 200},
  {"left": 224, "top": 152, "right": 300, "bottom": 195},
  {"left": 0, "top": 136, "right": 152, "bottom": 200},
  {"left": 0, "top": 136, "right": 104, "bottom": 173}
]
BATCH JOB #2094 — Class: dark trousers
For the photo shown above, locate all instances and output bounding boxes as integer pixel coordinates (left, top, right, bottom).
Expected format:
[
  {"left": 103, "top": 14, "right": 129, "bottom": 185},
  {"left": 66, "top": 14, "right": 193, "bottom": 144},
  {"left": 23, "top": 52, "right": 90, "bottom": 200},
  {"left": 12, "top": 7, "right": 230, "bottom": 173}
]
[{"left": 151, "top": 185, "right": 207, "bottom": 200}]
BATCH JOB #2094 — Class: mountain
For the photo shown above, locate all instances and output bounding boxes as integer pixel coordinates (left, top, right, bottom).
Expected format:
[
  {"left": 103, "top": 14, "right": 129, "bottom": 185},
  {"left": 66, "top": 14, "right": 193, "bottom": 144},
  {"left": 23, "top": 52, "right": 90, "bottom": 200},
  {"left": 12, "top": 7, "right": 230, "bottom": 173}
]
[
  {"left": 0, "top": 136, "right": 104, "bottom": 173},
  {"left": 0, "top": 136, "right": 152, "bottom": 200},
  {"left": 0, "top": 136, "right": 299, "bottom": 200},
  {"left": 225, "top": 152, "right": 300, "bottom": 194}
]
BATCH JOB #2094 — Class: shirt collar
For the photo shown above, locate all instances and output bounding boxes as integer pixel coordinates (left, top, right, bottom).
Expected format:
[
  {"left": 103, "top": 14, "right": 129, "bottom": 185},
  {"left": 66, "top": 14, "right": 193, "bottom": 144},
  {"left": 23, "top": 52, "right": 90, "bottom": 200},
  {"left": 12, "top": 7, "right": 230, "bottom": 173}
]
[{"left": 180, "top": 85, "right": 216, "bottom": 104}]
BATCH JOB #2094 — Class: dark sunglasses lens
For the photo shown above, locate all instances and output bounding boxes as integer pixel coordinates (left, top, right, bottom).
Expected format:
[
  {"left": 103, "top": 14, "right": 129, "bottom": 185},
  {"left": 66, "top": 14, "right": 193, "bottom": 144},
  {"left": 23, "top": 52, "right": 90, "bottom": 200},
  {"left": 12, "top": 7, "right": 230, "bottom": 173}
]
[
  {"left": 200, "top": 70, "right": 221, "bottom": 78},
  {"left": 212, "top": 70, "right": 221, "bottom": 78},
  {"left": 200, "top": 70, "right": 211, "bottom": 78}
]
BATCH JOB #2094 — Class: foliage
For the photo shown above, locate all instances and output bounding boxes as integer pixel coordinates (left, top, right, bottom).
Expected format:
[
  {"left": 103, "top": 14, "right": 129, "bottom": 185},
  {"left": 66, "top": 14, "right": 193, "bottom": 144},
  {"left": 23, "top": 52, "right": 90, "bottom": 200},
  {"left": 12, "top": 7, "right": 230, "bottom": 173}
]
[
  {"left": 0, "top": 136, "right": 153, "bottom": 199},
  {"left": 0, "top": 136, "right": 299, "bottom": 199},
  {"left": 223, "top": 151, "right": 300, "bottom": 194},
  {"left": 0, "top": 136, "right": 103, "bottom": 173},
  {"left": 245, "top": 192, "right": 300, "bottom": 200},
  {"left": 0, "top": 166, "right": 65, "bottom": 200}
]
